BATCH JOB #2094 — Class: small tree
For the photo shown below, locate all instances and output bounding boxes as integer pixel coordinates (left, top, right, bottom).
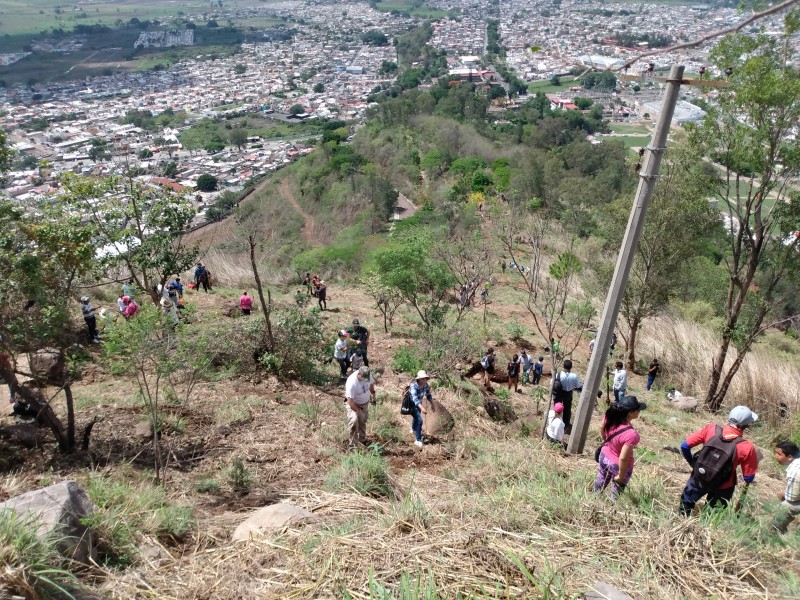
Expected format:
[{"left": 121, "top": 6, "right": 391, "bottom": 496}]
[
  {"left": 62, "top": 174, "right": 199, "bottom": 305},
  {"left": 228, "top": 128, "right": 248, "bottom": 151},
  {"left": 361, "top": 272, "right": 404, "bottom": 333},
  {"left": 313, "top": 83, "right": 325, "bottom": 94},
  {"left": 196, "top": 173, "right": 218, "bottom": 192},
  {"left": 289, "top": 104, "right": 304, "bottom": 116},
  {"left": 689, "top": 30, "right": 800, "bottom": 410},
  {"left": 433, "top": 232, "right": 493, "bottom": 322}
]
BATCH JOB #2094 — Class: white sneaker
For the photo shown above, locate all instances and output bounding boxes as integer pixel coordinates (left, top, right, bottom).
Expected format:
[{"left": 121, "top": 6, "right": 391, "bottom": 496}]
[
  {"left": 410, "top": 428, "right": 414, "bottom": 434},
  {"left": 414, "top": 440, "right": 423, "bottom": 447}
]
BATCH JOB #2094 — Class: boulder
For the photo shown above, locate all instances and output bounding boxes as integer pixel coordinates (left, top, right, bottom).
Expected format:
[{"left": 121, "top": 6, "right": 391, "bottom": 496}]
[
  {"left": 0, "top": 480, "right": 96, "bottom": 563},
  {"left": 670, "top": 396, "right": 698, "bottom": 412},
  {"left": 232, "top": 503, "right": 317, "bottom": 542},
  {"left": 406, "top": 398, "right": 454, "bottom": 437},
  {"left": 133, "top": 421, "right": 154, "bottom": 442},
  {"left": 483, "top": 396, "right": 517, "bottom": 423},
  {"left": 584, "top": 582, "right": 634, "bottom": 600},
  {"left": 0, "top": 423, "right": 41, "bottom": 448},
  {"left": 29, "top": 347, "right": 66, "bottom": 385}
]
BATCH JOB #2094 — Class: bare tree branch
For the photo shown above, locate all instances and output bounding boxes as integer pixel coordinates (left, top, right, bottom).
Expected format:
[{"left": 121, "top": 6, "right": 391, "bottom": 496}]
[{"left": 615, "top": 0, "right": 800, "bottom": 71}]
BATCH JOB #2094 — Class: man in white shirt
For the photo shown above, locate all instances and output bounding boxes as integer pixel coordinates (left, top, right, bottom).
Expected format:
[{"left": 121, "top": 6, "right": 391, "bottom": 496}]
[
  {"left": 612, "top": 361, "right": 627, "bottom": 403},
  {"left": 554, "top": 359, "right": 582, "bottom": 430},
  {"left": 334, "top": 330, "right": 350, "bottom": 379},
  {"left": 344, "top": 366, "right": 376, "bottom": 450},
  {"left": 773, "top": 440, "right": 800, "bottom": 533}
]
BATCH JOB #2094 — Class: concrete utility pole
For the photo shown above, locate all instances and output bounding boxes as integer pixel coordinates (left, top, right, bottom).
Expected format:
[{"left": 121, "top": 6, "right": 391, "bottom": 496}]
[{"left": 567, "top": 64, "right": 685, "bottom": 454}]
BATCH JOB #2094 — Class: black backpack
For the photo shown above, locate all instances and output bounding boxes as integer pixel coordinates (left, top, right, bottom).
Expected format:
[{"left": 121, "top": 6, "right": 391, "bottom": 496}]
[
  {"left": 552, "top": 372, "right": 563, "bottom": 398},
  {"left": 691, "top": 426, "right": 744, "bottom": 491},
  {"left": 400, "top": 386, "right": 413, "bottom": 415}
]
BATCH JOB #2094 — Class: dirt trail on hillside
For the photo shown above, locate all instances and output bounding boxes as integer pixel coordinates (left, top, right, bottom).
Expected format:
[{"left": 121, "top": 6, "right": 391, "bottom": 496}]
[{"left": 281, "top": 179, "right": 320, "bottom": 247}]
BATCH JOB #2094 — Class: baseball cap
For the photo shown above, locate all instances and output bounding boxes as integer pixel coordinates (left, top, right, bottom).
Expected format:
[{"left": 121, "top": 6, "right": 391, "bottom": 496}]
[
  {"left": 338, "top": 330, "right": 348, "bottom": 337},
  {"left": 728, "top": 405, "right": 758, "bottom": 427},
  {"left": 358, "top": 366, "right": 370, "bottom": 378},
  {"left": 553, "top": 402, "right": 564, "bottom": 413},
  {"left": 80, "top": 296, "right": 89, "bottom": 302},
  {"left": 352, "top": 318, "right": 360, "bottom": 325},
  {"left": 616, "top": 395, "right": 647, "bottom": 413}
]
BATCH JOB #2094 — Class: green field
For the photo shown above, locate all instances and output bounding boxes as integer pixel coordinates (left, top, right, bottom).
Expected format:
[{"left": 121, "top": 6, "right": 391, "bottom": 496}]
[
  {"left": 617, "top": 135, "right": 652, "bottom": 149},
  {"left": 527, "top": 76, "right": 578, "bottom": 95},
  {"left": 609, "top": 122, "right": 650, "bottom": 135},
  {"left": 373, "top": 0, "right": 448, "bottom": 18}
]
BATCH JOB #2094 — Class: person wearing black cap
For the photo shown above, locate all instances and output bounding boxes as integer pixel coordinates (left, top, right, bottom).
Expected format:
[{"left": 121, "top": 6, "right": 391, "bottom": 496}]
[
  {"left": 593, "top": 395, "right": 647, "bottom": 500},
  {"left": 348, "top": 318, "right": 370, "bottom": 367}
]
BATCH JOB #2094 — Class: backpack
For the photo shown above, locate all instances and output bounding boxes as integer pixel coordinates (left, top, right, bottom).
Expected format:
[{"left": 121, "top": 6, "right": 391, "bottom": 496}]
[
  {"left": 400, "top": 386, "right": 414, "bottom": 415},
  {"left": 691, "top": 425, "right": 745, "bottom": 491},
  {"left": 552, "top": 372, "right": 563, "bottom": 395},
  {"left": 480, "top": 355, "right": 490, "bottom": 369}
]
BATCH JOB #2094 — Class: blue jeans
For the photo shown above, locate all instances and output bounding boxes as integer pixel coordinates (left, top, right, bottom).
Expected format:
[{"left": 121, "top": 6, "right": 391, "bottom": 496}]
[
  {"left": 680, "top": 476, "right": 735, "bottom": 516},
  {"left": 411, "top": 405, "right": 423, "bottom": 442},
  {"left": 646, "top": 374, "right": 656, "bottom": 390},
  {"left": 614, "top": 389, "right": 625, "bottom": 402}
]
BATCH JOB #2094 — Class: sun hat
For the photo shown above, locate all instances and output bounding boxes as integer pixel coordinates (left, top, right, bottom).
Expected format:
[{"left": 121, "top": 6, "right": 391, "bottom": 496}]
[
  {"left": 159, "top": 298, "right": 172, "bottom": 307},
  {"left": 416, "top": 370, "right": 429, "bottom": 380},
  {"left": 553, "top": 402, "right": 564, "bottom": 413},
  {"left": 616, "top": 395, "right": 647, "bottom": 413},
  {"left": 728, "top": 405, "right": 758, "bottom": 427}
]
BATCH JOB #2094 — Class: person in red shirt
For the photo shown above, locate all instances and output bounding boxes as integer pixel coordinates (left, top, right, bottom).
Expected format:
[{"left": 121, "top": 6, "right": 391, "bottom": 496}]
[
  {"left": 679, "top": 405, "right": 759, "bottom": 516},
  {"left": 239, "top": 291, "right": 253, "bottom": 316}
]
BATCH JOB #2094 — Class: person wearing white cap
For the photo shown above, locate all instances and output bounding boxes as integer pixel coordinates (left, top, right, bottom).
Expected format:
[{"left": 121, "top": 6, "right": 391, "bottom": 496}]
[
  {"left": 409, "top": 370, "right": 434, "bottom": 447},
  {"left": 679, "top": 405, "right": 760, "bottom": 516},
  {"left": 333, "top": 330, "right": 350, "bottom": 378},
  {"left": 344, "top": 366, "right": 376, "bottom": 450}
]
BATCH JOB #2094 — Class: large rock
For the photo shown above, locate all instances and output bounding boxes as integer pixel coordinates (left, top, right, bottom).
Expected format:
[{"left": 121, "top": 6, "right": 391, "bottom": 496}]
[
  {"left": 406, "top": 398, "right": 454, "bottom": 437},
  {"left": 670, "top": 396, "right": 698, "bottom": 412},
  {"left": 29, "top": 347, "right": 66, "bottom": 385},
  {"left": 483, "top": 395, "right": 518, "bottom": 423},
  {"left": 232, "top": 503, "right": 316, "bottom": 542},
  {"left": 0, "top": 480, "right": 96, "bottom": 563}
]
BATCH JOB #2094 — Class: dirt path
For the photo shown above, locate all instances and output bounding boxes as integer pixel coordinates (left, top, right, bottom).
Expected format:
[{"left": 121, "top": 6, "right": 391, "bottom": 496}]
[{"left": 281, "top": 179, "right": 320, "bottom": 247}]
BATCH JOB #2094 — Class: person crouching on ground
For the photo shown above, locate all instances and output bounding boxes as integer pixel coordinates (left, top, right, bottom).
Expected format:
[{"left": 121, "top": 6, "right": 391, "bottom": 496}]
[
  {"left": 772, "top": 441, "right": 800, "bottom": 534},
  {"left": 546, "top": 402, "right": 566, "bottom": 449},
  {"left": 593, "top": 395, "right": 646, "bottom": 500},
  {"left": 344, "top": 366, "right": 376, "bottom": 451},
  {"left": 240, "top": 291, "right": 253, "bottom": 316},
  {"left": 678, "top": 405, "right": 759, "bottom": 516},
  {"left": 410, "top": 370, "right": 435, "bottom": 447}
]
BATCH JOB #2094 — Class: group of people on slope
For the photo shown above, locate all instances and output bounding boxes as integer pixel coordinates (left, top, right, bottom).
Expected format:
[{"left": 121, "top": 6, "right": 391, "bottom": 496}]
[
  {"left": 480, "top": 348, "right": 545, "bottom": 391},
  {"left": 333, "top": 319, "right": 370, "bottom": 378},
  {"left": 590, "top": 397, "right": 799, "bottom": 533},
  {"left": 302, "top": 273, "right": 328, "bottom": 310}
]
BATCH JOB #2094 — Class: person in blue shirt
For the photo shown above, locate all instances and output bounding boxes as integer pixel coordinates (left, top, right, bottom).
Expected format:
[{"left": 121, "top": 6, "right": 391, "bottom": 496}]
[
  {"left": 409, "top": 370, "right": 435, "bottom": 447},
  {"left": 172, "top": 277, "right": 184, "bottom": 298},
  {"left": 533, "top": 355, "right": 544, "bottom": 385}
]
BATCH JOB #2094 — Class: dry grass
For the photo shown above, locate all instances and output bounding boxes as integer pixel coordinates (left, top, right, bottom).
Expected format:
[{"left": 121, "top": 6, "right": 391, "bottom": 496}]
[{"left": 637, "top": 315, "right": 800, "bottom": 421}]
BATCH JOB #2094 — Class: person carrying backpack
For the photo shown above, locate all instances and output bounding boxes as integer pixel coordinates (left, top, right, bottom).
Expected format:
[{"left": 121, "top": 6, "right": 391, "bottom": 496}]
[
  {"left": 679, "top": 406, "right": 759, "bottom": 516},
  {"left": 592, "top": 396, "right": 646, "bottom": 500},
  {"left": 409, "top": 370, "right": 435, "bottom": 447},
  {"left": 518, "top": 350, "right": 533, "bottom": 384},
  {"left": 480, "top": 348, "right": 495, "bottom": 387},
  {"left": 553, "top": 359, "right": 582, "bottom": 430},
  {"left": 507, "top": 354, "right": 520, "bottom": 392}
]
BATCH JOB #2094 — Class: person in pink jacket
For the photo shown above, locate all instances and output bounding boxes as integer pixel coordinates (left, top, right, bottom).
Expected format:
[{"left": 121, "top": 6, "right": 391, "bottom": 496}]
[
  {"left": 122, "top": 296, "right": 139, "bottom": 319},
  {"left": 240, "top": 291, "right": 254, "bottom": 316}
]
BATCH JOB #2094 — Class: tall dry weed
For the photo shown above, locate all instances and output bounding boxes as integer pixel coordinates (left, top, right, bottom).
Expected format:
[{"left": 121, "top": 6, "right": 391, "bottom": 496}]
[
  {"left": 637, "top": 315, "right": 800, "bottom": 421},
  {"left": 200, "top": 249, "right": 297, "bottom": 288}
]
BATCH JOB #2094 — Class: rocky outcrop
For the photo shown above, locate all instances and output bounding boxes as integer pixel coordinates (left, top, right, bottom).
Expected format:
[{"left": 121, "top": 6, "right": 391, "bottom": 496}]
[
  {"left": 29, "top": 347, "right": 66, "bottom": 385},
  {"left": 232, "top": 503, "right": 317, "bottom": 542},
  {"left": 0, "top": 480, "right": 96, "bottom": 563}
]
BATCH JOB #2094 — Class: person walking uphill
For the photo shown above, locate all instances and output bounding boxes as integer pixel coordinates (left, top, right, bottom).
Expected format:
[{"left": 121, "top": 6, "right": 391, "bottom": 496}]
[
  {"left": 533, "top": 355, "right": 544, "bottom": 385},
  {"left": 647, "top": 358, "right": 660, "bottom": 391},
  {"left": 553, "top": 359, "right": 582, "bottom": 430},
  {"left": 194, "top": 263, "right": 211, "bottom": 293},
  {"left": 80, "top": 296, "right": 100, "bottom": 343},
  {"left": 334, "top": 330, "right": 350, "bottom": 378},
  {"left": 593, "top": 396, "right": 647, "bottom": 500},
  {"left": 240, "top": 291, "right": 253, "bottom": 316},
  {"left": 317, "top": 280, "right": 327, "bottom": 311},
  {"left": 772, "top": 441, "right": 800, "bottom": 534},
  {"left": 348, "top": 319, "right": 370, "bottom": 367},
  {"left": 612, "top": 361, "right": 627, "bottom": 402},
  {"left": 344, "top": 366, "right": 376, "bottom": 450},
  {"left": 679, "top": 406, "right": 759, "bottom": 516},
  {"left": 409, "top": 370, "right": 435, "bottom": 447}
]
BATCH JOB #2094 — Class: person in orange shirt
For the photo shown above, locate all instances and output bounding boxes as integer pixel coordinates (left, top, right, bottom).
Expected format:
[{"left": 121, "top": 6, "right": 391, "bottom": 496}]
[{"left": 679, "top": 406, "right": 759, "bottom": 515}]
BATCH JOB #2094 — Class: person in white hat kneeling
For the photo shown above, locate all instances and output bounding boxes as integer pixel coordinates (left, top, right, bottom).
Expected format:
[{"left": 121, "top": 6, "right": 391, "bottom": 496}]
[
  {"left": 410, "top": 370, "right": 435, "bottom": 447},
  {"left": 679, "top": 405, "right": 760, "bottom": 516}
]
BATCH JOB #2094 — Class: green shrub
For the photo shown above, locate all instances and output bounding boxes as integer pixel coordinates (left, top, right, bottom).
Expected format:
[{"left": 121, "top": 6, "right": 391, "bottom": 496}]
[
  {"left": 294, "top": 399, "right": 322, "bottom": 425},
  {"left": 392, "top": 346, "right": 423, "bottom": 375},
  {"left": 85, "top": 474, "right": 195, "bottom": 567},
  {"left": 193, "top": 478, "right": 221, "bottom": 494},
  {"left": 495, "top": 388, "right": 511, "bottom": 401},
  {"left": 0, "top": 511, "right": 79, "bottom": 599},
  {"left": 225, "top": 458, "right": 254, "bottom": 492},
  {"left": 324, "top": 449, "right": 393, "bottom": 498}
]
